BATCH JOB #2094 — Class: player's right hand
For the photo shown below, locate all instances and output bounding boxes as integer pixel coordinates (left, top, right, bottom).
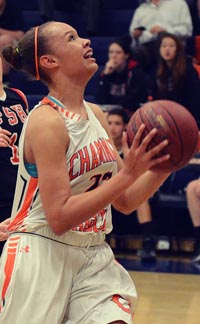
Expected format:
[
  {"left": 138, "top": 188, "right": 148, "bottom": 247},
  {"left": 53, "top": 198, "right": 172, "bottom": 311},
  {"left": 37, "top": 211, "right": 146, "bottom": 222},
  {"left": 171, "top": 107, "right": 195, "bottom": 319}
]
[{"left": 121, "top": 124, "right": 170, "bottom": 178}]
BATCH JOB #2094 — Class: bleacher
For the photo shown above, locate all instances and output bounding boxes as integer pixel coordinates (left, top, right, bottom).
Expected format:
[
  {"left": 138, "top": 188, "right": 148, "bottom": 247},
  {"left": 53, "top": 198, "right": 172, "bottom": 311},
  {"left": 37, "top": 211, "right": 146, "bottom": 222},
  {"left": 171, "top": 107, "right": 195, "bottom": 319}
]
[{"left": 10, "top": 0, "right": 200, "bottom": 252}]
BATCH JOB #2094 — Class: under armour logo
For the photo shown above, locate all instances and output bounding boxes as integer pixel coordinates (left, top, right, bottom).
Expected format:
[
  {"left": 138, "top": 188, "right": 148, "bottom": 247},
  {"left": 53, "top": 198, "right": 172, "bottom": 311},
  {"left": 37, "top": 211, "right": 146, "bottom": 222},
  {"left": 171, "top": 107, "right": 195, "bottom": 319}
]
[{"left": 20, "top": 245, "right": 30, "bottom": 253}]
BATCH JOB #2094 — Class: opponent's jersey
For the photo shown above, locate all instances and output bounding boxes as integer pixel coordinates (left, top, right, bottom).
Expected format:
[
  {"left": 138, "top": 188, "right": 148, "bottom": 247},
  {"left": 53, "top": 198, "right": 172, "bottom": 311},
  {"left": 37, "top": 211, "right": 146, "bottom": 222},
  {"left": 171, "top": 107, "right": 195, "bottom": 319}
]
[
  {"left": 8, "top": 96, "right": 117, "bottom": 237},
  {"left": 0, "top": 88, "right": 28, "bottom": 205}
]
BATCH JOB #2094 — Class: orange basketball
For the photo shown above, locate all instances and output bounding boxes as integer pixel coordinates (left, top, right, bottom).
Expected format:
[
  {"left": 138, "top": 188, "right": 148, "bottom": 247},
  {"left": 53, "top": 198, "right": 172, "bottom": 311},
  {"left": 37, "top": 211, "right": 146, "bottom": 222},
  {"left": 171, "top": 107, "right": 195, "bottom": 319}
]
[{"left": 126, "top": 100, "right": 199, "bottom": 171}]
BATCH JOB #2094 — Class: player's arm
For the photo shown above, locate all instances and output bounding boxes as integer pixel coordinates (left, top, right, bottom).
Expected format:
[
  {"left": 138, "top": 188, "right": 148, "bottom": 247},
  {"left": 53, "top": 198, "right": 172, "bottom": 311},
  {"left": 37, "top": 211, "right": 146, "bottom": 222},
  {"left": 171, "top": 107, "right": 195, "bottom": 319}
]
[
  {"left": 89, "top": 103, "right": 170, "bottom": 214},
  {"left": 27, "top": 105, "right": 169, "bottom": 235}
]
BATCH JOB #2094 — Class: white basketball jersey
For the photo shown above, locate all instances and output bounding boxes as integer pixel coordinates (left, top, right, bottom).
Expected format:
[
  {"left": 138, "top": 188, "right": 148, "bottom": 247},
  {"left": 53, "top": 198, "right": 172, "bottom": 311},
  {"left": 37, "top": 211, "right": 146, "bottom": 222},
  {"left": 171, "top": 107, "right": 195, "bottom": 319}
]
[{"left": 8, "top": 97, "right": 117, "bottom": 239}]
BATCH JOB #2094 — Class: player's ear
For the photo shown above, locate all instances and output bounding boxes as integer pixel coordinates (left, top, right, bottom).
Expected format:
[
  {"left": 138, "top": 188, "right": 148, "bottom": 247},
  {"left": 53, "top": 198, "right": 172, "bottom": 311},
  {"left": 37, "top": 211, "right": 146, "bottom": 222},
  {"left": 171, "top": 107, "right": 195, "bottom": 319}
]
[{"left": 39, "top": 55, "right": 58, "bottom": 69}]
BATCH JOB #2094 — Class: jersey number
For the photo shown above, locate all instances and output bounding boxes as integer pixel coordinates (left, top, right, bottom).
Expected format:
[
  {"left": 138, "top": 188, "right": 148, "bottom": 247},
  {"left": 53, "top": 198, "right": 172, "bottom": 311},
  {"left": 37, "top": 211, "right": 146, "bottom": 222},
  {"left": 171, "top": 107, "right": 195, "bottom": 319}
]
[{"left": 86, "top": 172, "right": 112, "bottom": 191}]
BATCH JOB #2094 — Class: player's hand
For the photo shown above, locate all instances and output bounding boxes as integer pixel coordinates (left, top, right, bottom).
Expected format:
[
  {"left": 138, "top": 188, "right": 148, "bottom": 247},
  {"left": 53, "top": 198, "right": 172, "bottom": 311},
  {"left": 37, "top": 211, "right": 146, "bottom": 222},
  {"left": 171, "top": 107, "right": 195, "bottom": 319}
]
[
  {"left": 122, "top": 124, "right": 169, "bottom": 178},
  {"left": 0, "top": 218, "right": 10, "bottom": 241},
  {"left": 0, "top": 127, "right": 12, "bottom": 147}
]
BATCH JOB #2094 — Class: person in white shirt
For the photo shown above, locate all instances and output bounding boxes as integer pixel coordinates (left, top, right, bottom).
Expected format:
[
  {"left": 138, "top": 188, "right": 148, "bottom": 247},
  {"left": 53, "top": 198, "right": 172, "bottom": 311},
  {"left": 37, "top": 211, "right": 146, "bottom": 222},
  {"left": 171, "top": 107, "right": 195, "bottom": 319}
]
[{"left": 129, "top": 0, "right": 193, "bottom": 71}]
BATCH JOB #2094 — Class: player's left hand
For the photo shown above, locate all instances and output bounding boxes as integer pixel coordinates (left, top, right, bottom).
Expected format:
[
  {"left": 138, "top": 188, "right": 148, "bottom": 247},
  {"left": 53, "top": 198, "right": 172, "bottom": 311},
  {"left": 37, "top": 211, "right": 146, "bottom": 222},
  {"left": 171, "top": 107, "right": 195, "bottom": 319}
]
[
  {"left": 0, "top": 127, "right": 12, "bottom": 147},
  {"left": 0, "top": 218, "right": 10, "bottom": 241}
]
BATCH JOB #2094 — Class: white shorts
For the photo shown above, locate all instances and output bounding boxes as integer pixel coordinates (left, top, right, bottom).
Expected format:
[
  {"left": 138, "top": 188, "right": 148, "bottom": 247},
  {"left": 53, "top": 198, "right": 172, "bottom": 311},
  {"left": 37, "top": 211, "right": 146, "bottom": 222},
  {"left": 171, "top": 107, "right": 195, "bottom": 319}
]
[{"left": 0, "top": 231, "right": 137, "bottom": 324}]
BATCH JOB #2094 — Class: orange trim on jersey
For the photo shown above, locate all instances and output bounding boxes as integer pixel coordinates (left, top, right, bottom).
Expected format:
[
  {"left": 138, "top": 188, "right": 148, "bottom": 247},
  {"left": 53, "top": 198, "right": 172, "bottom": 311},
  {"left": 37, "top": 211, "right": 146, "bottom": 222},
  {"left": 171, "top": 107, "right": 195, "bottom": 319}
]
[
  {"left": 41, "top": 97, "right": 58, "bottom": 109},
  {"left": 10, "top": 88, "right": 29, "bottom": 112},
  {"left": 1, "top": 238, "right": 19, "bottom": 308},
  {"left": 8, "top": 177, "right": 38, "bottom": 232},
  {"left": 40, "top": 97, "right": 81, "bottom": 121},
  {"left": 112, "top": 294, "right": 131, "bottom": 314}
]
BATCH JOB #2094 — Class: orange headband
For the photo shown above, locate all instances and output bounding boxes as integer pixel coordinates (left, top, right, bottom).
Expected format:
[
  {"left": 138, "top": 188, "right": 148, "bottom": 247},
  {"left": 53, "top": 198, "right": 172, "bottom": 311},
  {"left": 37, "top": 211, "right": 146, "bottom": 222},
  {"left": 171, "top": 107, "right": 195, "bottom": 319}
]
[{"left": 34, "top": 26, "right": 40, "bottom": 80}]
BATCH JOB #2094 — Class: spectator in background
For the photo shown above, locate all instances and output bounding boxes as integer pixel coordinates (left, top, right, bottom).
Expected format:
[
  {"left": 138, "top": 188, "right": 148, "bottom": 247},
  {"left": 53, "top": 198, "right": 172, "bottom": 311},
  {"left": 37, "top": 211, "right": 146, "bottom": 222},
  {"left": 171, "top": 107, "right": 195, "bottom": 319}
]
[
  {"left": 151, "top": 32, "right": 200, "bottom": 126},
  {"left": 129, "top": 0, "right": 193, "bottom": 71},
  {"left": 136, "top": 200, "right": 156, "bottom": 261},
  {"left": 0, "top": 0, "right": 25, "bottom": 77},
  {"left": 95, "top": 36, "right": 149, "bottom": 115},
  {"left": 0, "top": 56, "right": 28, "bottom": 254},
  {"left": 186, "top": 179, "right": 200, "bottom": 264},
  {"left": 106, "top": 108, "right": 129, "bottom": 157},
  {"left": 38, "top": 0, "right": 102, "bottom": 36},
  {"left": 135, "top": 31, "right": 200, "bottom": 262},
  {"left": 107, "top": 108, "right": 156, "bottom": 261}
]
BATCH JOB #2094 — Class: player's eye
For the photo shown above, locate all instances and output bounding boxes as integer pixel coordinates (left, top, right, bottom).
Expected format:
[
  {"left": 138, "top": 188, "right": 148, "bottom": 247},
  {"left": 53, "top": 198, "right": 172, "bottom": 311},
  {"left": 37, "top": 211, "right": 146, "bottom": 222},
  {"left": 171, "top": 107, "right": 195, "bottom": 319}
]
[{"left": 68, "top": 34, "right": 76, "bottom": 41}]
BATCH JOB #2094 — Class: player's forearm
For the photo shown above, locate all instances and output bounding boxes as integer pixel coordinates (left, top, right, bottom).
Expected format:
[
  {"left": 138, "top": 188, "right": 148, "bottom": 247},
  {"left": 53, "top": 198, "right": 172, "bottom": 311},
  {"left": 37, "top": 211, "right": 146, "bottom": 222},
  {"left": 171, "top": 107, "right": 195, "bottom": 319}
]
[
  {"left": 46, "top": 168, "right": 142, "bottom": 235},
  {"left": 112, "top": 170, "right": 170, "bottom": 214}
]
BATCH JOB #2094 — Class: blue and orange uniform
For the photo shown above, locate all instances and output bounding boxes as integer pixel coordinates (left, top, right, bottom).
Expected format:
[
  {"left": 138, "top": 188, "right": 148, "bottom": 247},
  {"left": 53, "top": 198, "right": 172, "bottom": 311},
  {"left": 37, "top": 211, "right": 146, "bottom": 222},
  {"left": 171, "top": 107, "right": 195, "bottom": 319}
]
[{"left": 0, "top": 87, "right": 28, "bottom": 253}]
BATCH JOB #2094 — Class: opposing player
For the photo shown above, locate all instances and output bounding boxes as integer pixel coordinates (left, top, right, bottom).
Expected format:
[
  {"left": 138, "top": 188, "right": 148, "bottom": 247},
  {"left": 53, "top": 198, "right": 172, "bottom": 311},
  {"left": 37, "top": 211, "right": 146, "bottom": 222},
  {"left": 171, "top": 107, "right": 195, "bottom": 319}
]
[
  {"left": 0, "top": 56, "right": 28, "bottom": 254},
  {"left": 0, "top": 22, "right": 171, "bottom": 324}
]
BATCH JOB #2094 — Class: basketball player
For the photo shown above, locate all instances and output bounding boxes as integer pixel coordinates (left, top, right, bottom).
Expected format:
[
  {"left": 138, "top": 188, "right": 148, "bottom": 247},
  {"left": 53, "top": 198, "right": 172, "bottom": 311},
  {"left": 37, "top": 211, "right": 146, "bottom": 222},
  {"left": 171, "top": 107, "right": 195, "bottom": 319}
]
[
  {"left": 0, "top": 22, "right": 171, "bottom": 324},
  {"left": 0, "top": 56, "right": 28, "bottom": 254}
]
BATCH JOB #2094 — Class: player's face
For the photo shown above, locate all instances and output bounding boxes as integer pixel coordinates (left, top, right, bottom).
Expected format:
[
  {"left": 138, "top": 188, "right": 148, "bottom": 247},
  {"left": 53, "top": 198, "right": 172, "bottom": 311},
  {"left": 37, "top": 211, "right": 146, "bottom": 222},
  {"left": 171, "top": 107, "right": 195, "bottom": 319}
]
[
  {"left": 160, "top": 37, "right": 177, "bottom": 62},
  {"left": 108, "top": 43, "right": 129, "bottom": 70},
  {"left": 42, "top": 22, "right": 98, "bottom": 81},
  {"left": 107, "top": 114, "right": 126, "bottom": 141}
]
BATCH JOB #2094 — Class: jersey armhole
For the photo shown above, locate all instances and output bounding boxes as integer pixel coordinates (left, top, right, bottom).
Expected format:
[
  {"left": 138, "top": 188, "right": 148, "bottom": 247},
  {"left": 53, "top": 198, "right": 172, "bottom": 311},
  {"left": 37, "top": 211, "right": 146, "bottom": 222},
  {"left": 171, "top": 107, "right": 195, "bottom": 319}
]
[{"left": 10, "top": 87, "right": 29, "bottom": 113}]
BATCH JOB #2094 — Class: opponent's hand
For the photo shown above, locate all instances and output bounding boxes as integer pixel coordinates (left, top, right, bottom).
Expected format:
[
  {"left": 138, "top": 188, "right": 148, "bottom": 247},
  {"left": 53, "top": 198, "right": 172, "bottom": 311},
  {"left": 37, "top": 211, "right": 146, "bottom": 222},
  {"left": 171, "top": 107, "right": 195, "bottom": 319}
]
[
  {"left": 122, "top": 124, "right": 169, "bottom": 178},
  {"left": 0, "top": 127, "right": 12, "bottom": 147},
  {"left": 0, "top": 218, "right": 10, "bottom": 241}
]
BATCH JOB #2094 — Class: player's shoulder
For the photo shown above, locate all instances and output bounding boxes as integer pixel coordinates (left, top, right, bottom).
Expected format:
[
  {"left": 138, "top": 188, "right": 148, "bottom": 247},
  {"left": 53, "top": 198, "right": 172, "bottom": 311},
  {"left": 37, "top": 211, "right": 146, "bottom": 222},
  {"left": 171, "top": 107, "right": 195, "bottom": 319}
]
[
  {"left": 30, "top": 105, "right": 70, "bottom": 144},
  {"left": 85, "top": 101, "right": 105, "bottom": 119}
]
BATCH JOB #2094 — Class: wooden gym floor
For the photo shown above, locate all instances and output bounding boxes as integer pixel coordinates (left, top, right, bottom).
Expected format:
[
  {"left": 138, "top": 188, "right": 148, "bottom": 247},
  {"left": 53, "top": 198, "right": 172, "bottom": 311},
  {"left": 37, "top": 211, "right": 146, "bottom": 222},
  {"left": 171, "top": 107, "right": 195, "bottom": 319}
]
[
  {"left": 129, "top": 271, "right": 200, "bottom": 324},
  {"left": 112, "top": 238, "right": 200, "bottom": 324}
]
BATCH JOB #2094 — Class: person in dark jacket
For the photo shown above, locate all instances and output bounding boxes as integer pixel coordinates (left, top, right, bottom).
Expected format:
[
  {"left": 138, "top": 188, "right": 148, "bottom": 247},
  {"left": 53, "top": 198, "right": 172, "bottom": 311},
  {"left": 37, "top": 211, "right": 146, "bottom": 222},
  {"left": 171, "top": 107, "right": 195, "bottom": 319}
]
[
  {"left": 95, "top": 36, "right": 149, "bottom": 114},
  {"left": 151, "top": 32, "right": 200, "bottom": 125}
]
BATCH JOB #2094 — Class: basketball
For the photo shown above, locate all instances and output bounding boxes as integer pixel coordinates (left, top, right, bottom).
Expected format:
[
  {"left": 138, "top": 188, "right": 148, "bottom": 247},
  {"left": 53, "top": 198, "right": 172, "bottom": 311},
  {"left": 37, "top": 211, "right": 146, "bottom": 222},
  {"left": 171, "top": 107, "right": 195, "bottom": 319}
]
[{"left": 126, "top": 100, "right": 199, "bottom": 171}]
